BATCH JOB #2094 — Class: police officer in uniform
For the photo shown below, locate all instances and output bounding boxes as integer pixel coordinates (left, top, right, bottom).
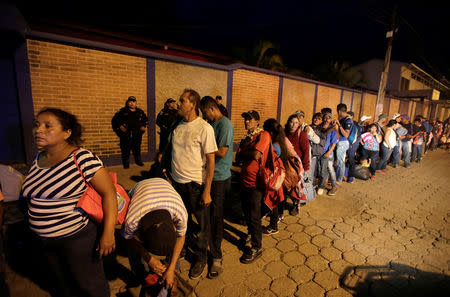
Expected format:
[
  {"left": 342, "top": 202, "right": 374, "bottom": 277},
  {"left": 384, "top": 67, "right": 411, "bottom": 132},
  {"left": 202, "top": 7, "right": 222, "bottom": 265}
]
[
  {"left": 112, "top": 96, "right": 148, "bottom": 168},
  {"left": 156, "top": 98, "right": 180, "bottom": 152}
]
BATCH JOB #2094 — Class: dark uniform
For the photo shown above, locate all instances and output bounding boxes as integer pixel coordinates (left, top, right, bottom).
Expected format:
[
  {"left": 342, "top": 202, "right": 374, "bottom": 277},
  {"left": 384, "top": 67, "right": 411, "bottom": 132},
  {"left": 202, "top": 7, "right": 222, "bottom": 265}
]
[
  {"left": 112, "top": 99, "right": 148, "bottom": 168},
  {"left": 156, "top": 102, "right": 180, "bottom": 152}
]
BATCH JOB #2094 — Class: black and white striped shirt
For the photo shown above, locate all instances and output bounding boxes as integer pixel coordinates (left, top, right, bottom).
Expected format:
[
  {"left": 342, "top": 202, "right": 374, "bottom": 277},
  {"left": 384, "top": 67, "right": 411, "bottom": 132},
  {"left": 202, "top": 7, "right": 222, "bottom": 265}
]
[{"left": 21, "top": 148, "right": 103, "bottom": 238}]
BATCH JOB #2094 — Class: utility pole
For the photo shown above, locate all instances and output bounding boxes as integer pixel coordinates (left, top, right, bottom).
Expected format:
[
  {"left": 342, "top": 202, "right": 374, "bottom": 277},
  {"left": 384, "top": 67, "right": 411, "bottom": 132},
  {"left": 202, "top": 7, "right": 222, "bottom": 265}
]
[{"left": 375, "top": 3, "right": 398, "bottom": 119}]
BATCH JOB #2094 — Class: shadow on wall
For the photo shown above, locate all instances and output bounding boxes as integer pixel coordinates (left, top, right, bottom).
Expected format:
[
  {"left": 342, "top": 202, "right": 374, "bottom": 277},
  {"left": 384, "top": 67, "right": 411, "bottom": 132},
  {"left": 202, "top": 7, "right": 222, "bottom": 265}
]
[{"left": 340, "top": 263, "right": 450, "bottom": 297}]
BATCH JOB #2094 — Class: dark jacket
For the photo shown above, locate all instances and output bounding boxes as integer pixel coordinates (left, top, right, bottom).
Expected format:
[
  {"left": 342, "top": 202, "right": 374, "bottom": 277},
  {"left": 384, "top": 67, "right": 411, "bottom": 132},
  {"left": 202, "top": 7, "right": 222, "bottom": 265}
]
[
  {"left": 112, "top": 107, "right": 148, "bottom": 137},
  {"left": 156, "top": 108, "right": 179, "bottom": 135}
]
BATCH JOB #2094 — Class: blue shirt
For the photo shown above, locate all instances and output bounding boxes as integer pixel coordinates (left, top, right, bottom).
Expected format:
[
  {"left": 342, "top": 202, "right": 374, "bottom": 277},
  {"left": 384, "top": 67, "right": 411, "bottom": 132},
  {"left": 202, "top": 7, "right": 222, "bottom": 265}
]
[
  {"left": 210, "top": 116, "right": 234, "bottom": 181},
  {"left": 322, "top": 124, "right": 338, "bottom": 155},
  {"left": 422, "top": 121, "right": 432, "bottom": 133},
  {"left": 338, "top": 116, "right": 353, "bottom": 142}
]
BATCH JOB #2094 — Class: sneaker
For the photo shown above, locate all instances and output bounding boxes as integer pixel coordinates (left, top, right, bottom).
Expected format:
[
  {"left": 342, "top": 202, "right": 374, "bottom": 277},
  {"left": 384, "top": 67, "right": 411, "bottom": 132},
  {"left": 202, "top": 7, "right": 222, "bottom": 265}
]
[
  {"left": 289, "top": 205, "right": 299, "bottom": 216},
  {"left": 381, "top": 169, "right": 388, "bottom": 173},
  {"left": 347, "top": 177, "right": 355, "bottom": 184},
  {"left": 240, "top": 247, "right": 262, "bottom": 264},
  {"left": 207, "top": 258, "right": 223, "bottom": 279},
  {"left": 262, "top": 226, "right": 279, "bottom": 235},
  {"left": 317, "top": 188, "right": 324, "bottom": 195},
  {"left": 328, "top": 187, "right": 337, "bottom": 196},
  {"left": 393, "top": 164, "right": 398, "bottom": 168},
  {"left": 189, "top": 261, "right": 206, "bottom": 279},
  {"left": 278, "top": 214, "right": 284, "bottom": 222},
  {"left": 135, "top": 161, "right": 144, "bottom": 166}
]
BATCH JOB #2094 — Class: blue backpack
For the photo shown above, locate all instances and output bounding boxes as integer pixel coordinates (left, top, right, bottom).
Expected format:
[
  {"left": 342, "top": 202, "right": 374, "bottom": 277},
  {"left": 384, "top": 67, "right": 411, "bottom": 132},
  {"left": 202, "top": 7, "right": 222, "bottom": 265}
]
[{"left": 347, "top": 119, "right": 358, "bottom": 145}]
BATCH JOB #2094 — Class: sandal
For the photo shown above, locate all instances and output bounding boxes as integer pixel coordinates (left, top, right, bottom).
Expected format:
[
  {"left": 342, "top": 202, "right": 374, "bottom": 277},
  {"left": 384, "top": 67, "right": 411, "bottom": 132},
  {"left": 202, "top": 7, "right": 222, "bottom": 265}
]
[{"left": 208, "top": 258, "right": 223, "bottom": 279}]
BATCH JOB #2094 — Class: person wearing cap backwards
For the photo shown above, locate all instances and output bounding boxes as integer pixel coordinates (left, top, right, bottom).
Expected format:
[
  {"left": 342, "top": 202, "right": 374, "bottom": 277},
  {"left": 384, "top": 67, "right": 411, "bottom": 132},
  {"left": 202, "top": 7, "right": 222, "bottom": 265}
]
[
  {"left": 235, "top": 110, "right": 270, "bottom": 264},
  {"left": 199, "top": 96, "right": 234, "bottom": 278},
  {"left": 400, "top": 115, "right": 413, "bottom": 167},
  {"left": 122, "top": 178, "right": 188, "bottom": 291},
  {"left": 112, "top": 96, "right": 148, "bottom": 168},
  {"left": 156, "top": 98, "right": 180, "bottom": 153},
  {"left": 171, "top": 89, "right": 217, "bottom": 279}
]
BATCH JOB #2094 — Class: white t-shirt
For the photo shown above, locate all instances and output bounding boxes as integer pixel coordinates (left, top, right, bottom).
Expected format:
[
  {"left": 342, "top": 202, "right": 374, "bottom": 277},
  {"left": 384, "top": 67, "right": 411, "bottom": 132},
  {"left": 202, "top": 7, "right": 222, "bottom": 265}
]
[
  {"left": 383, "top": 127, "right": 397, "bottom": 148},
  {"left": 171, "top": 117, "right": 218, "bottom": 184}
]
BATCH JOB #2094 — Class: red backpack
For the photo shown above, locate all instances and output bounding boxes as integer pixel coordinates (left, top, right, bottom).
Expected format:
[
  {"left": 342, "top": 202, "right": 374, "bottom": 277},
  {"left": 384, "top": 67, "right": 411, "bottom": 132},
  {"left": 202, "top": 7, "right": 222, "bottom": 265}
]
[{"left": 258, "top": 141, "right": 286, "bottom": 192}]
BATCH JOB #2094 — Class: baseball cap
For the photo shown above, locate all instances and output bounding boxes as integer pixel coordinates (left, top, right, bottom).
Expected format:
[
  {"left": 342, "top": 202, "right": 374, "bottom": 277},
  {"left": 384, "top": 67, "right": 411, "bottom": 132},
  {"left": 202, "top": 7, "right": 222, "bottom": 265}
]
[
  {"left": 127, "top": 96, "right": 137, "bottom": 101},
  {"left": 378, "top": 114, "right": 388, "bottom": 120},
  {"left": 140, "top": 209, "right": 176, "bottom": 256},
  {"left": 165, "top": 98, "right": 176, "bottom": 103},
  {"left": 348, "top": 111, "right": 354, "bottom": 117},
  {"left": 294, "top": 110, "right": 305, "bottom": 118},
  {"left": 392, "top": 113, "right": 401, "bottom": 120},
  {"left": 401, "top": 114, "right": 410, "bottom": 120},
  {"left": 360, "top": 115, "right": 372, "bottom": 122},
  {"left": 241, "top": 110, "right": 260, "bottom": 121}
]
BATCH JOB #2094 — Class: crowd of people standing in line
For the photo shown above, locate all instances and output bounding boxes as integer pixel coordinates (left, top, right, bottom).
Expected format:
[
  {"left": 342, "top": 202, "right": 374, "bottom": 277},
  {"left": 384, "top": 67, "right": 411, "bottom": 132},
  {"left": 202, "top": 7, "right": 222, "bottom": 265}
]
[{"left": 1, "top": 88, "right": 449, "bottom": 296}]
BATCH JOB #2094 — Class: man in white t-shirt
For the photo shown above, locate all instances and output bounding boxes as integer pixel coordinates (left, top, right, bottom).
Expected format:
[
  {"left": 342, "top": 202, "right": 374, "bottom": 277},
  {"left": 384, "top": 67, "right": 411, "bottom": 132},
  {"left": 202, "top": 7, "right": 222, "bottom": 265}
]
[{"left": 171, "top": 89, "right": 217, "bottom": 279}]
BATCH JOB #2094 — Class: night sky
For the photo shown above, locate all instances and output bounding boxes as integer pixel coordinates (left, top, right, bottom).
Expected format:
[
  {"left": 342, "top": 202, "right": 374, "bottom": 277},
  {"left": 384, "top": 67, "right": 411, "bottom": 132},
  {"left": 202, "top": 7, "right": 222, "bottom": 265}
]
[{"left": 15, "top": 0, "right": 450, "bottom": 81}]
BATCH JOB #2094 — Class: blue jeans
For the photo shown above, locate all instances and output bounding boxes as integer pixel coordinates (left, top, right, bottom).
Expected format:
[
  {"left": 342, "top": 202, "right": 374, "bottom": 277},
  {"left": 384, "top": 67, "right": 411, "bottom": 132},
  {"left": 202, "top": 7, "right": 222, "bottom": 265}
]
[
  {"left": 305, "top": 156, "right": 318, "bottom": 186},
  {"left": 412, "top": 144, "right": 423, "bottom": 162},
  {"left": 336, "top": 140, "right": 349, "bottom": 182},
  {"left": 319, "top": 154, "right": 336, "bottom": 188},
  {"left": 377, "top": 145, "right": 393, "bottom": 170},
  {"left": 392, "top": 141, "right": 400, "bottom": 166},
  {"left": 401, "top": 140, "right": 411, "bottom": 166}
]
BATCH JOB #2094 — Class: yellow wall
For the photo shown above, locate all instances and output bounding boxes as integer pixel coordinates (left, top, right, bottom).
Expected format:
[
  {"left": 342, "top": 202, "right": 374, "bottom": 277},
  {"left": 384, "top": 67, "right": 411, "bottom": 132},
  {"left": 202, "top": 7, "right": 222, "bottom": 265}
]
[
  {"left": 389, "top": 99, "right": 400, "bottom": 119},
  {"left": 342, "top": 90, "right": 352, "bottom": 111},
  {"left": 352, "top": 93, "right": 362, "bottom": 120},
  {"left": 281, "top": 79, "right": 316, "bottom": 125},
  {"left": 27, "top": 40, "right": 147, "bottom": 157},
  {"left": 231, "top": 69, "right": 279, "bottom": 142},
  {"left": 154, "top": 60, "right": 228, "bottom": 147},
  {"left": 362, "top": 93, "right": 377, "bottom": 119},
  {"left": 315, "top": 86, "right": 342, "bottom": 116}
]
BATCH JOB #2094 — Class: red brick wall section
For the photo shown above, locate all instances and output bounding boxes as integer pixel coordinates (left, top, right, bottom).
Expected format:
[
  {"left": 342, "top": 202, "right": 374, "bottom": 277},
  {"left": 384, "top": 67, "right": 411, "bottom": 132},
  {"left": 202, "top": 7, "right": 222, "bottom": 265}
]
[
  {"left": 27, "top": 40, "right": 147, "bottom": 158},
  {"left": 231, "top": 69, "right": 279, "bottom": 143}
]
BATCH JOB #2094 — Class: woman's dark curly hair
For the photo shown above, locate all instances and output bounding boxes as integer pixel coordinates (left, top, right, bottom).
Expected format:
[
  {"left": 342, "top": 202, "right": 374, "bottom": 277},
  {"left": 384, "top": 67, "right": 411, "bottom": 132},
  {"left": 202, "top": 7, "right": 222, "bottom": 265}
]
[{"left": 37, "top": 108, "right": 84, "bottom": 146}]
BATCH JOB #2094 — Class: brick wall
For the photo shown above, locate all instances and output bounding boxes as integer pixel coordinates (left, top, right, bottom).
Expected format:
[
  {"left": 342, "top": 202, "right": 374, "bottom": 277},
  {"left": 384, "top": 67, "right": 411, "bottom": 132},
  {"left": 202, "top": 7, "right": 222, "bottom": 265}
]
[
  {"left": 389, "top": 99, "right": 401, "bottom": 119},
  {"left": 231, "top": 69, "right": 279, "bottom": 143},
  {"left": 281, "top": 79, "right": 316, "bottom": 125},
  {"left": 315, "top": 85, "right": 341, "bottom": 116},
  {"left": 27, "top": 40, "right": 147, "bottom": 158},
  {"left": 154, "top": 60, "right": 227, "bottom": 149},
  {"left": 362, "top": 93, "right": 377, "bottom": 119},
  {"left": 352, "top": 93, "right": 362, "bottom": 120}
]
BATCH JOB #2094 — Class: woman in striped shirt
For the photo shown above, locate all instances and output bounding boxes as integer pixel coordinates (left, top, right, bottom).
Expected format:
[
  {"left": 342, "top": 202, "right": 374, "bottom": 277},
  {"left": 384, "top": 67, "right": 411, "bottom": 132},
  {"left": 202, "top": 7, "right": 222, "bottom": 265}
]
[{"left": 21, "top": 108, "right": 117, "bottom": 297}]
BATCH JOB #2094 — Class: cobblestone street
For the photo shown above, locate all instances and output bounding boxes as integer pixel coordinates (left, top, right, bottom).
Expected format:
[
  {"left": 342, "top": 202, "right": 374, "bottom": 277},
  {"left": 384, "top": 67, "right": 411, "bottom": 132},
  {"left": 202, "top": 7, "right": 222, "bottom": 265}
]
[{"left": 5, "top": 150, "right": 450, "bottom": 296}]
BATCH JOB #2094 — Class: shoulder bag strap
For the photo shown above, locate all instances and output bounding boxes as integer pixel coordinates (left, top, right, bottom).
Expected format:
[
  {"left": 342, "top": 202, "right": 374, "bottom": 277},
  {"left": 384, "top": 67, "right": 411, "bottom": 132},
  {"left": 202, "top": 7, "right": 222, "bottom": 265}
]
[{"left": 73, "top": 149, "right": 89, "bottom": 187}]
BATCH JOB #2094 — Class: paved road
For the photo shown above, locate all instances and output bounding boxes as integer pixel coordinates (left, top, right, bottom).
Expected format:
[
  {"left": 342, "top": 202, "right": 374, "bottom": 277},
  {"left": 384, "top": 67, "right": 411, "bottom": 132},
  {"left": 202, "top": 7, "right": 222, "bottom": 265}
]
[{"left": 4, "top": 149, "right": 450, "bottom": 296}]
